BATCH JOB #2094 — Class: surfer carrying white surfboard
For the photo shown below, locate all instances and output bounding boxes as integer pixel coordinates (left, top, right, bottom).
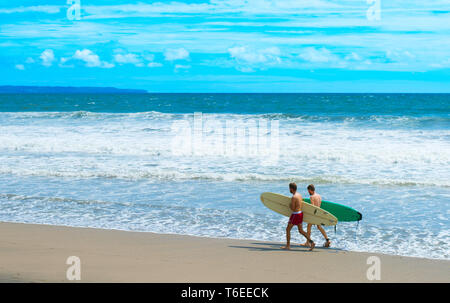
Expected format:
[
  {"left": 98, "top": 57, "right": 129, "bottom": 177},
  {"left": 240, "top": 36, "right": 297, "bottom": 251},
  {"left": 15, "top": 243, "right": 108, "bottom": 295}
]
[
  {"left": 301, "top": 184, "right": 331, "bottom": 248},
  {"left": 281, "top": 183, "right": 315, "bottom": 251}
]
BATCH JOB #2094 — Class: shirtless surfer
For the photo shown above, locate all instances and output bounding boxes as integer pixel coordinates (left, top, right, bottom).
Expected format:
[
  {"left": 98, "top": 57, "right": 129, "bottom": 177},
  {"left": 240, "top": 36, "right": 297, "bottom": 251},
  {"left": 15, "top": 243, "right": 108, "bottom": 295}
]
[
  {"left": 301, "top": 184, "right": 331, "bottom": 248},
  {"left": 281, "top": 182, "right": 315, "bottom": 251}
]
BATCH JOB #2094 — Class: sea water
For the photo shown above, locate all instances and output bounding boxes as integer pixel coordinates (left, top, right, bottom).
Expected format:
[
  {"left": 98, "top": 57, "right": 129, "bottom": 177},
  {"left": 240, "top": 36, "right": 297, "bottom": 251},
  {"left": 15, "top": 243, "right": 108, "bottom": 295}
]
[{"left": 0, "top": 93, "right": 448, "bottom": 260}]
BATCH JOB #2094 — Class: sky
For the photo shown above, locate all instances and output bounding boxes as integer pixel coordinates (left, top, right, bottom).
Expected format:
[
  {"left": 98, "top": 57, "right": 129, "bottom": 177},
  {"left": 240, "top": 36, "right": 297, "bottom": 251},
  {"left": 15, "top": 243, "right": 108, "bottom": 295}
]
[{"left": 0, "top": 0, "right": 449, "bottom": 92}]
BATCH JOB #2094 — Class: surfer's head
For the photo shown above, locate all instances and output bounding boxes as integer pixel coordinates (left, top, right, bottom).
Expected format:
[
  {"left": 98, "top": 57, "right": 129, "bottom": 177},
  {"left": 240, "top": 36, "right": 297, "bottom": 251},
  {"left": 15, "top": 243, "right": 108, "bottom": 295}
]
[
  {"left": 307, "top": 184, "right": 315, "bottom": 195},
  {"left": 289, "top": 182, "right": 297, "bottom": 194}
]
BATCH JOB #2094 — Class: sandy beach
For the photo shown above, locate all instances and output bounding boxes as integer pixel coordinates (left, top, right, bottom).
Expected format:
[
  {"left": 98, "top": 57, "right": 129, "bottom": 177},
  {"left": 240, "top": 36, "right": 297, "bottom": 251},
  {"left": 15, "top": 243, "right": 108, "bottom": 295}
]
[{"left": 0, "top": 222, "right": 448, "bottom": 283}]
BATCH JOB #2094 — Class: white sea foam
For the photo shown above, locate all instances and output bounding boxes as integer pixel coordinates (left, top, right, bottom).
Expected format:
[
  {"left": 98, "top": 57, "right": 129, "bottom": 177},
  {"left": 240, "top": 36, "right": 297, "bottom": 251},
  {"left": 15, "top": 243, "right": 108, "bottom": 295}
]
[{"left": 0, "top": 111, "right": 449, "bottom": 187}]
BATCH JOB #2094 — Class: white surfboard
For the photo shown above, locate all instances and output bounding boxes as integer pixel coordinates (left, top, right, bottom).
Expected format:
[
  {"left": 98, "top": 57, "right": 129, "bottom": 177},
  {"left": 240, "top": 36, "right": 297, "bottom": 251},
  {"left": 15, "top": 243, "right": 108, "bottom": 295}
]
[{"left": 260, "top": 192, "right": 338, "bottom": 226}]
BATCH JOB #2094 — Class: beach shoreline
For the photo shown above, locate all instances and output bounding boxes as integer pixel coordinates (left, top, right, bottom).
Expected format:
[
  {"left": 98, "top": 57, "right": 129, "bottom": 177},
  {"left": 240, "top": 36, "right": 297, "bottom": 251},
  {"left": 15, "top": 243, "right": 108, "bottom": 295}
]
[{"left": 0, "top": 222, "right": 448, "bottom": 283}]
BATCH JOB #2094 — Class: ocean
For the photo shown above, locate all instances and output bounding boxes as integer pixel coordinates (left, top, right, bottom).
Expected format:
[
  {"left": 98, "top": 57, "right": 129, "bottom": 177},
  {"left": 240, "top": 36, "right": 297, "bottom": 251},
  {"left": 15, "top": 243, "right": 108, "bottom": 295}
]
[{"left": 0, "top": 93, "right": 449, "bottom": 260}]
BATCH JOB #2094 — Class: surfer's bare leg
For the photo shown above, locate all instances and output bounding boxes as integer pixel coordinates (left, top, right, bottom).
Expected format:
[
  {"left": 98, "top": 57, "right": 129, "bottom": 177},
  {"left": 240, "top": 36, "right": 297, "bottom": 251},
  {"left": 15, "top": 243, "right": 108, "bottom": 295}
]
[
  {"left": 281, "top": 224, "right": 294, "bottom": 250},
  {"left": 317, "top": 225, "right": 331, "bottom": 247},
  {"left": 301, "top": 223, "right": 313, "bottom": 247},
  {"left": 297, "top": 224, "right": 315, "bottom": 251}
]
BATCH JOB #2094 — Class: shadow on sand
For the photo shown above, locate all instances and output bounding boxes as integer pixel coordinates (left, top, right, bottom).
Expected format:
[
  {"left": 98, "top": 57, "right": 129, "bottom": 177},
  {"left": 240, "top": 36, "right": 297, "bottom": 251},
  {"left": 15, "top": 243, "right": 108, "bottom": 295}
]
[{"left": 229, "top": 242, "right": 344, "bottom": 253}]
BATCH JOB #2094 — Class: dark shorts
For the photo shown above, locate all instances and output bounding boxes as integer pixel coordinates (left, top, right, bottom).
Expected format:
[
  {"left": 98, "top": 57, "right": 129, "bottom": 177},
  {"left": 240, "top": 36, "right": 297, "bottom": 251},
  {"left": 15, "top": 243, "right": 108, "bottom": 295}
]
[{"left": 288, "top": 212, "right": 303, "bottom": 225}]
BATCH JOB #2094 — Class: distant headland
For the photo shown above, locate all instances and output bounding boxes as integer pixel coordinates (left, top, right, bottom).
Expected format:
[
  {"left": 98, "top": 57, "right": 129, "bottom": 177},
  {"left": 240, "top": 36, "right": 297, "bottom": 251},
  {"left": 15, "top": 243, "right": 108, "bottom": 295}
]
[{"left": 0, "top": 86, "right": 148, "bottom": 94}]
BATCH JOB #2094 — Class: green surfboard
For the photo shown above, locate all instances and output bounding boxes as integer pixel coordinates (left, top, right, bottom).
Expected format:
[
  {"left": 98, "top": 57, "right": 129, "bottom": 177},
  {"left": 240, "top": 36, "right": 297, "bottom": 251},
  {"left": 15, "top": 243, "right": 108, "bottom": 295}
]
[{"left": 303, "top": 198, "right": 362, "bottom": 222}]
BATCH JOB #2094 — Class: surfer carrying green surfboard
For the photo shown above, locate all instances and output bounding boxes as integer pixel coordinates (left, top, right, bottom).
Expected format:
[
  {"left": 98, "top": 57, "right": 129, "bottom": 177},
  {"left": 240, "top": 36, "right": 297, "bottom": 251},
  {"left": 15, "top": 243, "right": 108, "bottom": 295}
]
[
  {"left": 301, "top": 184, "right": 331, "bottom": 248},
  {"left": 281, "top": 183, "right": 315, "bottom": 251}
]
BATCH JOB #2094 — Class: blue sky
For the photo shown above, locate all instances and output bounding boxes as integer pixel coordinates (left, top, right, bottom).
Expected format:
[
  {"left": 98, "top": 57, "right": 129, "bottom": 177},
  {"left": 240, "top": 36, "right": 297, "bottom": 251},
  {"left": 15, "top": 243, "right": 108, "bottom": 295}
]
[{"left": 1, "top": 0, "right": 449, "bottom": 92}]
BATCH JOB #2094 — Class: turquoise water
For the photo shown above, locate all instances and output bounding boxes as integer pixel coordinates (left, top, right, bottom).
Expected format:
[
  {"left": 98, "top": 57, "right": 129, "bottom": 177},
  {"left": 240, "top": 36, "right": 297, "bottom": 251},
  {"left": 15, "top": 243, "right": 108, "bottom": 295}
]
[{"left": 0, "top": 93, "right": 449, "bottom": 259}]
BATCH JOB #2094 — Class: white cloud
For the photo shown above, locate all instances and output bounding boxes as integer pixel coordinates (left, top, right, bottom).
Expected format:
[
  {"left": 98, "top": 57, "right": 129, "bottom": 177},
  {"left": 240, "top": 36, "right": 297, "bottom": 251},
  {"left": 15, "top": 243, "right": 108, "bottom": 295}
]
[
  {"left": 59, "top": 57, "right": 74, "bottom": 68},
  {"left": 40, "top": 49, "right": 55, "bottom": 67},
  {"left": 102, "top": 62, "right": 115, "bottom": 68},
  {"left": 164, "top": 48, "right": 190, "bottom": 61},
  {"left": 298, "top": 47, "right": 338, "bottom": 63},
  {"left": 73, "top": 49, "right": 114, "bottom": 68},
  {"left": 175, "top": 64, "right": 191, "bottom": 69},
  {"left": 297, "top": 48, "right": 376, "bottom": 69},
  {"left": 114, "top": 51, "right": 163, "bottom": 67},
  {"left": 15, "top": 64, "right": 25, "bottom": 70},
  {"left": 73, "top": 49, "right": 100, "bottom": 67},
  {"left": 174, "top": 64, "right": 191, "bottom": 72},
  {"left": 114, "top": 53, "right": 144, "bottom": 66},
  {"left": 148, "top": 62, "right": 163, "bottom": 67},
  {"left": 0, "top": 6, "right": 61, "bottom": 14},
  {"left": 228, "top": 46, "right": 282, "bottom": 72},
  {"left": 229, "top": 46, "right": 281, "bottom": 63},
  {"left": 345, "top": 52, "right": 362, "bottom": 61},
  {"left": 430, "top": 58, "right": 450, "bottom": 69},
  {"left": 386, "top": 50, "right": 416, "bottom": 61},
  {"left": 144, "top": 54, "right": 155, "bottom": 62},
  {"left": 145, "top": 54, "right": 163, "bottom": 67},
  {"left": 25, "top": 57, "right": 35, "bottom": 64}
]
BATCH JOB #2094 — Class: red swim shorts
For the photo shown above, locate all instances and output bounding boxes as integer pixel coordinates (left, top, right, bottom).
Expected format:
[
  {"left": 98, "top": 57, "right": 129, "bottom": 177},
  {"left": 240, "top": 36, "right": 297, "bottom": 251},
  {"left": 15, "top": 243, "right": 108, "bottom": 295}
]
[{"left": 288, "top": 212, "right": 303, "bottom": 225}]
